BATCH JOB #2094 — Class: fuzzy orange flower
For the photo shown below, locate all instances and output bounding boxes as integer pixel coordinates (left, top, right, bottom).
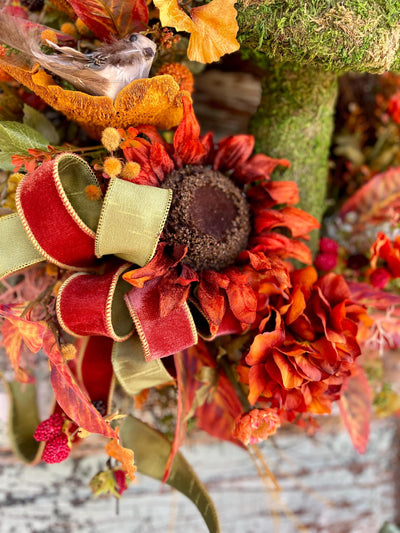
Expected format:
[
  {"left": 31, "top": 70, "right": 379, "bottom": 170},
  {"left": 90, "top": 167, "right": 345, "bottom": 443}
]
[
  {"left": 154, "top": 0, "right": 239, "bottom": 63},
  {"left": 232, "top": 409, "right": 281, "bottom": 446}
]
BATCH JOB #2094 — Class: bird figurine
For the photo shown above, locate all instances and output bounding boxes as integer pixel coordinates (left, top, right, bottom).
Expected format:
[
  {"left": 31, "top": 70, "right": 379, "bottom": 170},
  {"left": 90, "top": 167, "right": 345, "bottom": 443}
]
[{"left": 0, "top": 12, "right": 157, "bottom": 100}]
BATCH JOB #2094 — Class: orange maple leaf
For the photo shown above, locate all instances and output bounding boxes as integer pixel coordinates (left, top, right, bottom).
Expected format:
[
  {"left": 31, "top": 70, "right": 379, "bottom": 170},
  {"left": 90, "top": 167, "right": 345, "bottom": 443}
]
[
  {"left": 154, "top": 0, "right": 239, "bottom": 63},
  {"left": 106, "top": 431, "right": 136, "bottom": 481},
  {"left": 1, "top": 312, "right": 47, "bottom": 383}
]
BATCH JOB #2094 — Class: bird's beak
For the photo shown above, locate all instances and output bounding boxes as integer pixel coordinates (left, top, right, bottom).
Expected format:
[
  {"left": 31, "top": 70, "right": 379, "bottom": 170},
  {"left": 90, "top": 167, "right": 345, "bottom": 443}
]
[{"left": 143, "top": 47, "right": 155, "bottom": 59}]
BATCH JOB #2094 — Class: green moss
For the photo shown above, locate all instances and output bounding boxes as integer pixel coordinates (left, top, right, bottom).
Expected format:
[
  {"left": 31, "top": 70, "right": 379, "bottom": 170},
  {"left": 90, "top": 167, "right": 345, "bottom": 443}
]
[
  {"left": 237, "top": 0, "right": 400, "bottom": 73},
  {"left": 249, "top": 62, "right": 338, "bottom": 251}
]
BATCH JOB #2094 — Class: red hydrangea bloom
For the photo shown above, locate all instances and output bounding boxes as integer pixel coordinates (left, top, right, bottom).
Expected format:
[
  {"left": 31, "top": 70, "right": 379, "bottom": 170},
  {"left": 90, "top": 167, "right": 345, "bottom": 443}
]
[
  {"left": 122, "top": 96, "right": 319, "bottom": 337},
  {"left": 237, "top": 266, "right": 370, "bottom": 417}
]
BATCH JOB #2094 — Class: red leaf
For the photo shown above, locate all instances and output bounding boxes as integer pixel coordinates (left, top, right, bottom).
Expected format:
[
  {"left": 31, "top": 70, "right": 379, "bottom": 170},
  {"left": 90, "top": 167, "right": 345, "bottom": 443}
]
[
  {"left": 66, "top": 0, "right": 148, "bottom": 41},
  {"left": 338, "top": 365, "right": 372, "bottom": 454},
  {"left": 43, "top": 331, "right": 116, "bottom": 439},
  {"left": 196, "top": 372, "right": 244, "bottom": 446},
  {"left": 340, "top": 166, "right": 400, "bottom": 230},
  {"left": 163, "top": 347, "right": 203, "bottom": 481}
]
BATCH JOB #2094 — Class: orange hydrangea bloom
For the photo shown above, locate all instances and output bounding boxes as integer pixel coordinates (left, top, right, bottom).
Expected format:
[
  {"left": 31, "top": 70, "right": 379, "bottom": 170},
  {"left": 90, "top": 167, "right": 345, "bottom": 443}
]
[
  {"left": 154, "top": 0, "right": 239, "bottom": 63},
  {"left": 232, "top": 409, "right": 281, "bottom": 446},
  {"left": 0, "top": 63, "right": 185, "bottom": 138}
]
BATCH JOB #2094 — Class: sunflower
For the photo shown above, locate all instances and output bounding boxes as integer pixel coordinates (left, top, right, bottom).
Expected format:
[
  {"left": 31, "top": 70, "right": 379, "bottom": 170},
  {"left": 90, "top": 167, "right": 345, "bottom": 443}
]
[{"left": 121, "top": 95, "right": 320, "bottom": 345}]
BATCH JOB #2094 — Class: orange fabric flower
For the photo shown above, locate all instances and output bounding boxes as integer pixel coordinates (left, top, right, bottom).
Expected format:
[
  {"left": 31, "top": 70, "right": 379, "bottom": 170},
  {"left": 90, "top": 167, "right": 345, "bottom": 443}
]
[
  {"left": 238, "top": 267, "right": 370, "bottom": 417},
  {"left": 154, "top": 0, "right": 239, "bottom": 63},
  {"left": 232, "top": 409, "right": 281, "bottom": 446}
]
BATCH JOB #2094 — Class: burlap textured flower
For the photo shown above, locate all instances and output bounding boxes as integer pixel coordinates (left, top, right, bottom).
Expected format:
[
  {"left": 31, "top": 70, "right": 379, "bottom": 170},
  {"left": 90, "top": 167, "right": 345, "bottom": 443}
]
[{"left": 0, "top": 63, "right": 185, "bottom": 138}]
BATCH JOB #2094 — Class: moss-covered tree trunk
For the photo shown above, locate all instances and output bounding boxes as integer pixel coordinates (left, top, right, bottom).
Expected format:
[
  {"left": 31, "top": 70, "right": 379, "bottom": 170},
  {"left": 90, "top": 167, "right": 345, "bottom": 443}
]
[{"left": 249, "top": 63, "right": 338, "bottom": 249}]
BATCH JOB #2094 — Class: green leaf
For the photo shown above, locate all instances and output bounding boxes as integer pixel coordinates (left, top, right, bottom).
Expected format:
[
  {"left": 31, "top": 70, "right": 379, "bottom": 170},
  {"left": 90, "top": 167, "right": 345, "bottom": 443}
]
[
  {"left": 0, "top": 121, "right": 49, "bottom": 155},
  {"left": 23, "top": 104, "right": 60, "bottom": 145},
  {"left": 0, "top": 151, "right": 16, "bottom": 171},
  {"left": 120, "top": 416, "right": 220, "bottom": 533},
  {"left": 3, "top": 379, "right": 43, "bottom": 463}
]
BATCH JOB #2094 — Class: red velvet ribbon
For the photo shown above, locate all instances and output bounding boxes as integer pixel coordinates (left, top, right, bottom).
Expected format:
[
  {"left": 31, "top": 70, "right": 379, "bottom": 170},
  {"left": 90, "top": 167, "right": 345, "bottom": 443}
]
[
  {"left": 125, "top": 277, "right": 197, "bottom": 361},
  {"left": 16, "top": 154, "right": 99, "bottom": 270},
  {"left": 57, "top": 261, "right": 133, "bottom": 341},
  {"left": 16, "top": 153, "right": 199, "bottom": 359}
]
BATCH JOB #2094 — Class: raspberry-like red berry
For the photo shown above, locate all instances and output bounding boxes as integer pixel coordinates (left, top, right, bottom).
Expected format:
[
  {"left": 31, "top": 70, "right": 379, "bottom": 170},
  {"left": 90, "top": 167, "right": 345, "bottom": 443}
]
[
  {"left": 34, "top": 413, "right": 64, "bottom": 442},
  {"left": 41, "top": 433, "right": 70, "bottom": 464},
  {"left": 370, "top": 267, "right": 391, "bottom": 289},
  {"left": 314, "top": 252, "right": 337, "bottom": 271},
  {"left": 319, "top": 237, "right": 338, "bottom": 255},
  {"left": 114, "top": 469, "right": 128, "bottom": 495}
]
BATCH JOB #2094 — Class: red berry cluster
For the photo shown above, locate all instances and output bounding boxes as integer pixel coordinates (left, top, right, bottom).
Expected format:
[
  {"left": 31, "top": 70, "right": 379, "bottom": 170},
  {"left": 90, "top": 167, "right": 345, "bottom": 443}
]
[
  {"left": 34, "top": 413, "right": 71, "bottom": 464},
  {"left": 314, "top": 237, "right": 339, "bottom": 272}
]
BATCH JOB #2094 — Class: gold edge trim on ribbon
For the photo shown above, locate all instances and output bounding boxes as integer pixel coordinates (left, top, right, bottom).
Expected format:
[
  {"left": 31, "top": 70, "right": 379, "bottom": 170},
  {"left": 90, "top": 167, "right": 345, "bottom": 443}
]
[
  {"left": 183, "top": 301, "right": 199, "bottom": 345},
  {"left": 15, "top": 181, "right": 88, "bottom": 272},
  {"left": 1, "top": 257, "right": 44, "bottom": 280},
  {"left": 123, "top": 293, "right": 152, "bottom": 361},
  {"left": 144, "top": 187, "right": 173, "bottom": 265},
  {"left": 53, "top": 153, "right": 98, "bottom": 239},
  {"left": 94, "top": 177, "right": 116, "bottom": 259},
  {"left": 105, "top": 262, "right": 134, "bottom": 342},
  {"left": 56, "top": 272, "right": 87, "bottom": 338}
]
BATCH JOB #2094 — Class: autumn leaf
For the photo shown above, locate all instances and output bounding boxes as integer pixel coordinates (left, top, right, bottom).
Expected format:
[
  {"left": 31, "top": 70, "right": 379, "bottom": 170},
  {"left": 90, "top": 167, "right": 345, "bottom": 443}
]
[
  {"left": 338, "top": 364, "right": 372, "bottom": 454},
  {"left": 340, "top": 166, "right": 400, "bottom": 231},
  {"left": 106, "top": 430, "right": 136, "bottom": 480},
  {"left": 154, "top": 0, "right": 239, "bottom": 63},
  {"left": 0, "top": 308, "right": 47, "bottom": 383},
  {"left": 43, "top": 330, "right": 117, "bottom": 440},
  {"left": 66, "top": 0, "right": 148, "bottom": 41}
]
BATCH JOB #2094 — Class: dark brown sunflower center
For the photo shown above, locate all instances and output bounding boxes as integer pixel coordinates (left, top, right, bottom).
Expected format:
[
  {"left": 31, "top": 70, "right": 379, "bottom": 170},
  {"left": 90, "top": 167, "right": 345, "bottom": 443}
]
[{"left": 161, "top": 166, "right": 251, "bottom": 271}]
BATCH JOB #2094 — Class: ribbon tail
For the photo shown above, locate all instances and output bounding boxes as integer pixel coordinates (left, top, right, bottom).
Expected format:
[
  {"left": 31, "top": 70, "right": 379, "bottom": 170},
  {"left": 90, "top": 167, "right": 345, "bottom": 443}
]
[
  {"left": 0, "top": 214, "right": 44, "bottom": 279},
  {"left": 112, "top": 336, "right": 174, "bottom": 396},
  {"left": 120, "top": 415, "right": 220, "bottom": 533},
  {"left": 2, "top": 378, "right": 44, "bottom": 464}
]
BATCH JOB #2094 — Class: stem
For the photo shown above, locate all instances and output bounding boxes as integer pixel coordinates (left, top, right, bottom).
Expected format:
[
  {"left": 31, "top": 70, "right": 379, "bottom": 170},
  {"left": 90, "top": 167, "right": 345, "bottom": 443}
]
[{"left": 249, "top": 62, "right": 338, "bottom": 253}]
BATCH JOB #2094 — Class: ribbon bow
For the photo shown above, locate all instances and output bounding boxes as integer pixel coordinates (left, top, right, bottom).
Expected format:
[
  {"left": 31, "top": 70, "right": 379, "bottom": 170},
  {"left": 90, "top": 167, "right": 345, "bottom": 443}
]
[{"left": 0, "top": 153, "right": 199, "bottom": 392}]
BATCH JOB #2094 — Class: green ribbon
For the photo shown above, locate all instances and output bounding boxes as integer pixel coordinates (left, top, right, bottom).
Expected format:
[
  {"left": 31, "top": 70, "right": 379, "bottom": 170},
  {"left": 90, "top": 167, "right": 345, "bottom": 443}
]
[
  {"left": 112, "top": 336, "right": 173, "bottom": 395},
  {"left": 0, "top": 214, "right": 44, "bottom": 279},
  {"left": 2, "top": 379, "right": 43, "bottom": 464},
  {"left": 95, "top": 177, "right": 172, "bottom": 266},
  {"left": 120, "top": 415, "right": 220, "bottom": 533}
]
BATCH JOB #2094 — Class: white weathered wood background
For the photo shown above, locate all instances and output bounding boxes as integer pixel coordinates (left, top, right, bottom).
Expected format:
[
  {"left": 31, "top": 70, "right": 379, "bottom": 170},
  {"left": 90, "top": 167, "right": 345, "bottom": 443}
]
[{"left": 1, "top": 70, "right": 399, "bottom": 533}]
